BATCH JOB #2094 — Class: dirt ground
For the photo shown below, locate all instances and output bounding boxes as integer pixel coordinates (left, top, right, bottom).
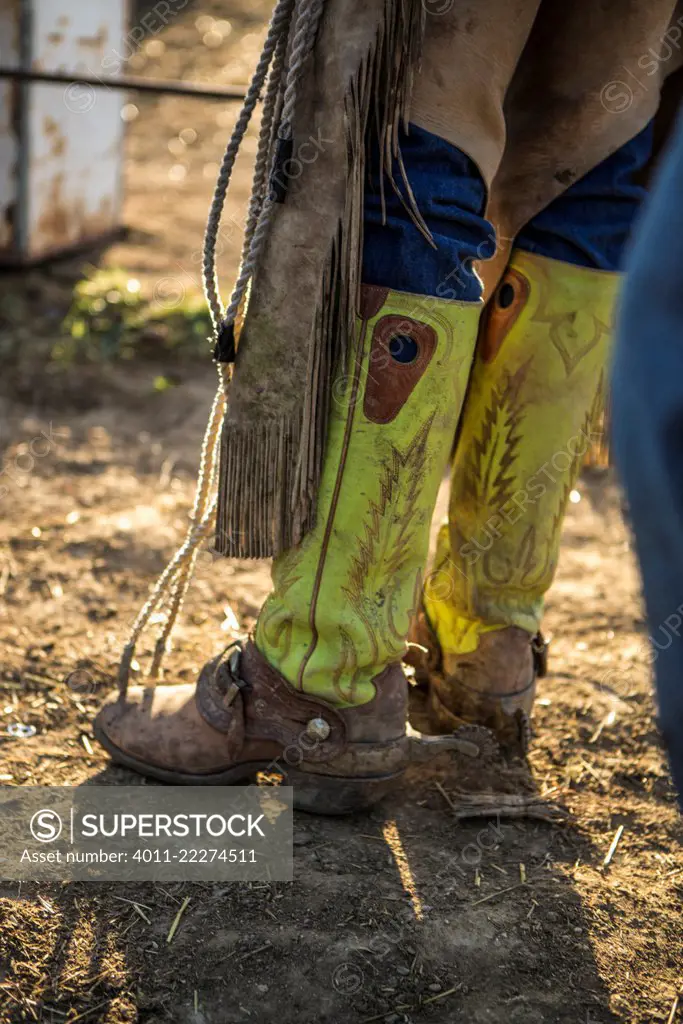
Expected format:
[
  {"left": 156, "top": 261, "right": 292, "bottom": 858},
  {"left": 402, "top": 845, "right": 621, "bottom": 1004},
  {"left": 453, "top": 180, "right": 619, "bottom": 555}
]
[{"left": 0, "top": 3, "right": 682, "bottom": 1023}]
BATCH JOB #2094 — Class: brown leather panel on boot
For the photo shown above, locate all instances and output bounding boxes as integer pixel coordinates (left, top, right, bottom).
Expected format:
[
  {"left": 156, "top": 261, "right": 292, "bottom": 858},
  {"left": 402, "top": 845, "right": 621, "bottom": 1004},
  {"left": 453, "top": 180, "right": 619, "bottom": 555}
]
[
  {"left": 363, "top": 315, "right": 437, "bottom": 424},
  {"left": 94, "top": 640, "right": 409, "bottom": 813},
  {"left": 358, "top": 284, "right": 389, "bottom": 320},
  {"left": 479, "top": 267, "right": 530, "bottom": 363}
]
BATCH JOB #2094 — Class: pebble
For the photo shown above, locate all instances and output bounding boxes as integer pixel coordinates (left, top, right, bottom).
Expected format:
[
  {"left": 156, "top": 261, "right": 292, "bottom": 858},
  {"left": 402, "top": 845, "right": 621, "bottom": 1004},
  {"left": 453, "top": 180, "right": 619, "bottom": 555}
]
[
  {"left": 428, "top": 983, "right": 442, "bottom": 992},
  {"left": 6, "top": 723, "right": 36, "bottom": 738},
  {"left": 395, "top": 966, "right": 410, "bottom": 976}
]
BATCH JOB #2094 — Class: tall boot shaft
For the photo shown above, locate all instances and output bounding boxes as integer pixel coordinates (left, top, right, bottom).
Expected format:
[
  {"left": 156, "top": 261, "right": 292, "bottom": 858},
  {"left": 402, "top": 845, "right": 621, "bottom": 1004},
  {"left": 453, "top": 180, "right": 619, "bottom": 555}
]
[
  {"left": 425, "top": 249, "right": 620, "bottom": 653},
  {"left": 256, "top": 286, "right": 483, "bottom": 705}
]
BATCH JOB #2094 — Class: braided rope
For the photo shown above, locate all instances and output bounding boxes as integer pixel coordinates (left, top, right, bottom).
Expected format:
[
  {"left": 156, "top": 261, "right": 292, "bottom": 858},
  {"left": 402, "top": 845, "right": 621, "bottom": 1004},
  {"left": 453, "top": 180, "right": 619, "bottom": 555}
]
[
  {"left": 117, "top": 0, "right": 324, "bottom": 694},
  {"left": 117, "top": 378, "right": 225, "bottom": 691},
  {"left": 203, "top": 0, "right": 296, "bottom": 330},
  {"left": 219, "top": 0, "right": 323, "bottom": 332},
  {"left": 238, "top": 31, "right": 289, "bottom": 272},
  {"left": 280, "top": 0, "right": 324, "bottom": 136}
]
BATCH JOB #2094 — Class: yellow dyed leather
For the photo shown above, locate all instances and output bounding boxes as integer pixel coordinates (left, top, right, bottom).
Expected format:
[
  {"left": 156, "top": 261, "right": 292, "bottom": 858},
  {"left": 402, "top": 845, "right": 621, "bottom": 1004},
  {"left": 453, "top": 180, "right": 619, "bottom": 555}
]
[
  {"left": 256, "top": 289, "right": 482, "bottom": 706},
  {"left": 425, "top": 250, "right": 620, "bottom": 655}
]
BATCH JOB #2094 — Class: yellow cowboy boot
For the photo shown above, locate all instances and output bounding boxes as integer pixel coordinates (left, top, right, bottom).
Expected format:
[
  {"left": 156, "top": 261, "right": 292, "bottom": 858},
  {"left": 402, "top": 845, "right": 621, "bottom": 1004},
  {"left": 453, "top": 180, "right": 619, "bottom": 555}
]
[
  {"left": 416, "top": 250, "right": 620, "bottom": 751},
  {"left": 256, "top": 285, "right": 481, "bottom": 707},
  {"left": 96, "top": 285, "right": 482, "bottom": 812}
]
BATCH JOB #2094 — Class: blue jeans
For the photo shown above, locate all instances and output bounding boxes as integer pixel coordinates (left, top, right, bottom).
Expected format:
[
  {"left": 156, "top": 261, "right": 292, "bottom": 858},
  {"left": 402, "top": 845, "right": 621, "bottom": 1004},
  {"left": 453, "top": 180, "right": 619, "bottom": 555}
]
[
  {"left": 612, "top": 108, "right": 683, "bottom": 810},
  {"left": 363, "top": 122, "right": 653, "bottom": 294}
]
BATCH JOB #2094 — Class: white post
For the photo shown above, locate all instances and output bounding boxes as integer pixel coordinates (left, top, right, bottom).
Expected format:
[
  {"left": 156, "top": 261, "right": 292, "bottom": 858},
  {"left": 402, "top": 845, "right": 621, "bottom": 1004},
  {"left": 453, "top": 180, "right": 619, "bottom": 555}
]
[{"left": 0, "top": 0, "right": 128, "bottom": 263}]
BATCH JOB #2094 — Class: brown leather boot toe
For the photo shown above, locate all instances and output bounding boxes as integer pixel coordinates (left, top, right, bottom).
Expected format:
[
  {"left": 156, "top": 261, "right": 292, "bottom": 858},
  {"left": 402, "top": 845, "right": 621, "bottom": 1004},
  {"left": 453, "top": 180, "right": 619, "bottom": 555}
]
[{"left": 94, "top": 641, "right": 409, "bottom": 815}]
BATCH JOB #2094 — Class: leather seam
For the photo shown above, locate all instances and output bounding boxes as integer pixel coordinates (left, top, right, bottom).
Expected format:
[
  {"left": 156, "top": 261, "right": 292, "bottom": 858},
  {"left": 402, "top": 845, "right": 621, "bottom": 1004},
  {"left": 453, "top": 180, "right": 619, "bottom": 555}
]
[{"left": 295, "top": 318, "right": 370, "bottom": 690}]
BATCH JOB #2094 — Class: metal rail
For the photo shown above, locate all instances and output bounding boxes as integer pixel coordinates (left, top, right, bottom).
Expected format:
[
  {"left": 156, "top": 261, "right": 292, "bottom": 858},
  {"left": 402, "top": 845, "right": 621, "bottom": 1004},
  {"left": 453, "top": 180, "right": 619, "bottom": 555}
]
[{"left": 0, "top": 66, "right": 248, "bottom": 101}]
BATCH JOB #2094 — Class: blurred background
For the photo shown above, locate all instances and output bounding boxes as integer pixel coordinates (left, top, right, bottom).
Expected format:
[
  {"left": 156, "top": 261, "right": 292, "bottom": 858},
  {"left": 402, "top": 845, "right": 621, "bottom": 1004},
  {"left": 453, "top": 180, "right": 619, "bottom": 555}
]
[{"left": 0, "top": 0, "right": 270, "bottom": 400}]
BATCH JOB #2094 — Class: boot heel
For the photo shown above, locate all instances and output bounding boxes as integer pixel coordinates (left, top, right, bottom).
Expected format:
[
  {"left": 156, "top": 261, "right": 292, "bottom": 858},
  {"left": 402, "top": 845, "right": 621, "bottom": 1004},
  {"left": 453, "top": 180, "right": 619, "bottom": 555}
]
[{"left": 283, "top": 768, "right": 404, "bottom": 815}]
